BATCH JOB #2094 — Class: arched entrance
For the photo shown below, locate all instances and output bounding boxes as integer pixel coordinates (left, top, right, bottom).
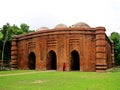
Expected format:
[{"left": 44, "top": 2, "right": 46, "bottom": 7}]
[
  {"left": 70, "top": 50, "right": 80, "bottom": 71},
  {"left": 28, "top": 52, "right": 36, "bottom": 69},
  {"left": 46, "top": 50, "right": 57, "bottom": 70}
]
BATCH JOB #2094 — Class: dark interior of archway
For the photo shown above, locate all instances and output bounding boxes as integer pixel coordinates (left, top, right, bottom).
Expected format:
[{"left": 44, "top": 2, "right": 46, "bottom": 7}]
[
  {"left": 28, "top": 52, "right": 36, "bottom": 69},
  {"left": 47, "top": 51, "right": 56, "bottom": 70},
  {"left": 71, "top": 51, "right": 80, "bottom": 70}
]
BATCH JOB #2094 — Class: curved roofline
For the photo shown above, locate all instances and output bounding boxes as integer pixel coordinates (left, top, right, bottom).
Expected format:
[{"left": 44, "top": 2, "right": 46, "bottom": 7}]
[
  {"left": 14, "top": 27, "right": 96, "bottom": 40},
  {"left": 72, "top": 22, "right": 90, "bottom": 28},
  {"left": 54, "top": 23, "right": 68, "bottom": 29}
]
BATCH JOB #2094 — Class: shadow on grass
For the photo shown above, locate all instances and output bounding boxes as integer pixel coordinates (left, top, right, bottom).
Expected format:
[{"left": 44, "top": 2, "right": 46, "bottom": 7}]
[{"left": 106, "top": 66, "right": 120, "bottom": 72}]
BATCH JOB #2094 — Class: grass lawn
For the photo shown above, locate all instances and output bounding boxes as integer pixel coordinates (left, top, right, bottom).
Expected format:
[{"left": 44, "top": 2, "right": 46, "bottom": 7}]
[{"left": 0, "top": 68, "right": 120, "bottom": 90}]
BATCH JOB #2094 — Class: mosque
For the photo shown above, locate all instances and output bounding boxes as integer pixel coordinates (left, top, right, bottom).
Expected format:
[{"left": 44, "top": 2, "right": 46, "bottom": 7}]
[{"left": 11, "top": 22, "right": 114, "bottom": 72}]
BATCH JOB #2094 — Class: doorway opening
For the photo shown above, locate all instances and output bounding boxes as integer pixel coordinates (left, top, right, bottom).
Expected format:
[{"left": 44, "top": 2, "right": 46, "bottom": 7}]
[
  {"left": 70, "top": 50, "right": 80, "bottom": 71},
  {"left": 28, "top": 52, "right": 36, "bottom": 69},
  {"left": 46, "top": 50, "right": 57, "bottom": 70}
]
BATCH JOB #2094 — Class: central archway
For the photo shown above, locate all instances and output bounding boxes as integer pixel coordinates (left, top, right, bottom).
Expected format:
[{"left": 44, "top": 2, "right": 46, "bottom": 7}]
[
  {"left": 46, "top": 50, "right": 57, "bottom": 70},
  {"left": 28, "top": 52, "right": 36, "bottom": 69},
  {"left": 70, "top": 50, "right": 80, "bottom": 71}
]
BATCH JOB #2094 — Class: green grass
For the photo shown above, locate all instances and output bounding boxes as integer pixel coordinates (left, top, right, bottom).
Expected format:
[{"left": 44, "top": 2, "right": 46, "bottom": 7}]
[
  {"left": 0, "top": 68, "right": 120, "bottom": 90},
  {"left": 0, "top": 70, "right": 35, "bottom": 74}
]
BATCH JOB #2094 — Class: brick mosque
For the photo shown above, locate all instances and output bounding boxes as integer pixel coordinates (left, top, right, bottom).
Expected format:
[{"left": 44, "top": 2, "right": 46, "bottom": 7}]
[{"left": 11, "top": 22, "right": 114, "bottom": 72}]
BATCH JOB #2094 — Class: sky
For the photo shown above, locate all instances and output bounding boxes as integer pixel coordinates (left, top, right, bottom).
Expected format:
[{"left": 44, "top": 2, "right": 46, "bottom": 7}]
[{"left": 0, "top": 0, "right": 120, "bottom": 36}]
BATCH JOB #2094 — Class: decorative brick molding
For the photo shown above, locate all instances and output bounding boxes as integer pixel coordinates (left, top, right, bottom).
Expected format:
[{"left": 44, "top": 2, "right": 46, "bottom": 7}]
[{"left": 11, "top": 23, "right": 114, "bottom": 72}]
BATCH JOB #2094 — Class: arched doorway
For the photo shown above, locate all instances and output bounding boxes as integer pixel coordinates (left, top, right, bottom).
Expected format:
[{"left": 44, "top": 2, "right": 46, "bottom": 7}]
[
  {"left": 70, "top": 50, "right": 80, "bottom": 71},
  {"left": 46, "top": 50, "right": 57, "bottom": 70},
  {"left": 28, "top": 52, "right": 36, "bottom": 69}
]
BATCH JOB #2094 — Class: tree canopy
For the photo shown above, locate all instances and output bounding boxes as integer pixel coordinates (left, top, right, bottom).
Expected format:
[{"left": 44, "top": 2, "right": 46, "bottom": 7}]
[
  {"left": 0, "top": 23, "right": 34, "bottom": 60},
  {"left": 109, "top": 32, "right": 120, "bottom": 65}
]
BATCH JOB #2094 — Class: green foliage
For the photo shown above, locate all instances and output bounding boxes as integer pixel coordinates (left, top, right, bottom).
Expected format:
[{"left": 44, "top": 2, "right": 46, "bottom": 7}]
[
  {"left": 11, "top": 24, "right": 23, "bottom": 35},
  {"left": 0, "top": 23, "right": 35, "bottom": 60},
  {"left": 1, "top": 23, "right": 10, "bottom": 40},
  {"left": 20, "top": 23, "right": 30, "bottom": 33},
  {"left": 0, "top": 32, "right": 3, "bottom": 40},
  {"left": 109, "top": 32, "right": 120, "bottom": 65},
  {"left": 0, "top": 69, "right": 120, "bottom": 90}
]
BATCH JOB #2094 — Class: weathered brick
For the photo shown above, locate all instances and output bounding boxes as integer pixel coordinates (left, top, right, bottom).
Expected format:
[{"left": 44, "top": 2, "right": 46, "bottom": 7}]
[{"left": 11, "top": 23, "right": 113, "bottom": 72}]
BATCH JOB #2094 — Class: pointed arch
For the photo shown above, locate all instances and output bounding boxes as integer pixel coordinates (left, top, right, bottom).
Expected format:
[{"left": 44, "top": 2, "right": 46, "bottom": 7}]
[
  {"left": 28, "top": 52, "right": 36, "bottom": 69},
  {"left": 46, "top": 50, "right": 57, "bottom": 70},
  {"left": 70, "top": 50, "right": 80, "bottom": 71}
]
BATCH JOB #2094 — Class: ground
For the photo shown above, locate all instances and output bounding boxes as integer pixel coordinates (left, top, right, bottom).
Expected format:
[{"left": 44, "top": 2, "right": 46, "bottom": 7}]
[{"left": 0, "top": 67, "right": 120, "bottom": 90}]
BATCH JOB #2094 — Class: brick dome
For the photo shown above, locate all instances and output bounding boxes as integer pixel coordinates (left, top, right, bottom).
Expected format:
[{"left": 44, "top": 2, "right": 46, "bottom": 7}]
[
  {"left": 72, "top": 22, "right": 90, "bottom": 28},
  {"left": 37, "top": 27, "right": 49, "bottom": 31},
  {"left": 54, "top": 24, "right": 68, "bottom": 29}
]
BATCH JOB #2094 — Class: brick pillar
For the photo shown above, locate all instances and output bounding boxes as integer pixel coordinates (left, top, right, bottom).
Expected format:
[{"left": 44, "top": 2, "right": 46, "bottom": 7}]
[
  {"left": 95, "top": 27, "right": 107, "bottom": 72},
  {"left": 111, "top": 43, "right": 114, "bottom": 66},
  {"left": 11, "top": 39, "right": 18, "bottom": 69}
]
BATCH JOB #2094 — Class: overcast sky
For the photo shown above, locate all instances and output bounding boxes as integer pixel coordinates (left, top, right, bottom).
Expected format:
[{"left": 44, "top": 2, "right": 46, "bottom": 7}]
[{"left": 0, "top": 0, "right": 120, "bottom": 35}]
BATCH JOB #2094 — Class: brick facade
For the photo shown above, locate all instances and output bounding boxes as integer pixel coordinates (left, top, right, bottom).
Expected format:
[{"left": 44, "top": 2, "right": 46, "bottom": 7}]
[{"left": 11, "top": 23, "right": 114, "bottom": 72}]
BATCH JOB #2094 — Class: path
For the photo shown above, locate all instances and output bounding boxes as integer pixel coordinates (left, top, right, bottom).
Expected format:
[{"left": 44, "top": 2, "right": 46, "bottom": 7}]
[{"left": 0, "top": 70, "right": 55, "bottom": 77}]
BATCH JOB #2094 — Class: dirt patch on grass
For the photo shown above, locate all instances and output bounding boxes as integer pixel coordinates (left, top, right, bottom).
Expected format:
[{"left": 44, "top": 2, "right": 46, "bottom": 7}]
[
  {"left": 0, "top": 72, "right": 39, "bottom": 77},
  {"left": 31, "top": 80, "right": 46, "bottom": 84},
  {"left": 0, "top": 70, "right": 55, "bottom": 77}
]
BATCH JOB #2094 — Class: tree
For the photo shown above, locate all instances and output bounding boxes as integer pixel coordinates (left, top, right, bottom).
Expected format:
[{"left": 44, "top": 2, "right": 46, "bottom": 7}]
[
  {"left": 0, "top": 23, "right": 35, "bottom": 58},
  {"left": 0, "top": 23, "right": 12, "bottom": 69},
  {"left": 109, "top": 32, "right": 120, "bottom": 65},
  {"left": 20, "top": 23, "right": 29, "bottom": 33},
  {"left": 0, "top": 23, "right": 35, "bottom": 61},
  {"left": 11, "top": 24, "right": 23, "bottom": 35}
]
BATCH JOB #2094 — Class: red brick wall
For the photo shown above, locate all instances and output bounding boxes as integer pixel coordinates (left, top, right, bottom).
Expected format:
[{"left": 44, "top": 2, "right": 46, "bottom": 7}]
[{"left": 11, "top": 28, "right": 113, "bottom": 72}]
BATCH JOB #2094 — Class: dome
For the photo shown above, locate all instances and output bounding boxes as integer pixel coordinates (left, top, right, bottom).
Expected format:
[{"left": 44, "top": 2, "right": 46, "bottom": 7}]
[
  {"left": 72, "top": 22, "right": 90, "bottom": 28},
  {"left": 54, "top": 24, "right": 68, "bottom": 29},
  {"left": 37, "top": 27, "right": 49, "bottom": 31}
]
